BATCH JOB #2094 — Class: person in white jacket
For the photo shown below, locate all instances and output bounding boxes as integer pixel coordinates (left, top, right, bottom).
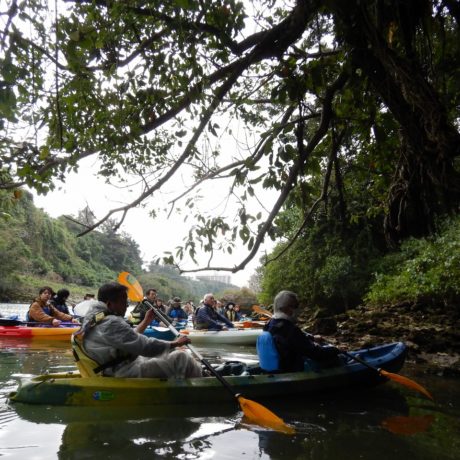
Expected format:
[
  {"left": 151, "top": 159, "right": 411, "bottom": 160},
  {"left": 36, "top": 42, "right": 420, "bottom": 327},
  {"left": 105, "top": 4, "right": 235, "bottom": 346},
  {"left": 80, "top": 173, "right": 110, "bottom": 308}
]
[{"left": 80, "top": 282, "right": 202, "bottom": 378}]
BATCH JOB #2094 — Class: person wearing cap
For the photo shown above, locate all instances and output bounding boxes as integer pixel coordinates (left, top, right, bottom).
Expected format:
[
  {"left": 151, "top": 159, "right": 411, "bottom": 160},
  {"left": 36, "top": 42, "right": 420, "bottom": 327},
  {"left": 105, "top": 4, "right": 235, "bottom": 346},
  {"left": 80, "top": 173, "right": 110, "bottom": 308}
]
[
  {"left": 257, "top": 290, "right": 343, "bottom": 373},
  {"left": 166, "top": 297, "right": 188, "bottom": 321},
  {"left": 129, "top": 288, "right": 157, "bottom": 326}
]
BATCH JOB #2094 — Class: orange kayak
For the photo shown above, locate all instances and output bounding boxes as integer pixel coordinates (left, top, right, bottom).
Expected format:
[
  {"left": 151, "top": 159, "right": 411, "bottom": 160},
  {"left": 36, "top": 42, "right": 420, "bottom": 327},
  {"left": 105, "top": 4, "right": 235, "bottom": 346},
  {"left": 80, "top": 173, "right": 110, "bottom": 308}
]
[{"left": 0, "top": 325, "right": 78, "bottom": 340}]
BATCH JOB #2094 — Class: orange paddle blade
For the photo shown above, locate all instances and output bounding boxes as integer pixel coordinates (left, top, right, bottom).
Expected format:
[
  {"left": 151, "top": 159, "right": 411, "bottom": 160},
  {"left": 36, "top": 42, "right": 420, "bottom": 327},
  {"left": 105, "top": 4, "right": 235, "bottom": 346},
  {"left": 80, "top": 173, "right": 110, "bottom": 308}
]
[
  {"left": 252, "top": 305, "right": 273, "bottom": 318},
  {"left": 237, "top": 396, "right": 295, "bottom": 435},
  {"left": 117, "top": 272, "right": 143, "bottom": 302},
  {"left": 380, "top": 369, "right": 434, "bottom": 400}
]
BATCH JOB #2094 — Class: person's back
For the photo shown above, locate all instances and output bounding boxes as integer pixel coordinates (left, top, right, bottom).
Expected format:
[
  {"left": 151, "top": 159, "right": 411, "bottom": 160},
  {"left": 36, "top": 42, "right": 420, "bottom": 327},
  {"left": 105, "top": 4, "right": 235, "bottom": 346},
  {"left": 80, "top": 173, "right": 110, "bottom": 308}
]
[
  {"left": 257, "top": 291, "right": 341, "bottom": 373},
  {"left": 51, "top": 289, "right": 71, "bottom": 315}
]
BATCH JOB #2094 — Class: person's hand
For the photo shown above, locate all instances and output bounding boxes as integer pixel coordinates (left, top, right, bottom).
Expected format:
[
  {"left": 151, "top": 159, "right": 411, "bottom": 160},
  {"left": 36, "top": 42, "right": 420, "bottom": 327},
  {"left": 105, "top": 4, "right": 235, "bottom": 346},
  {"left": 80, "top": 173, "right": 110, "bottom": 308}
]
[
  {"left": 52, "top": 318, "right": 61, "bottom": 327},
  {"left": 172, "top": 335, "right": 191, "bottom": 348},
  {"left": 144, "top": 309, "right": 155, "bottom": 323},
  {"left": 71, "top": 318, "right": 80, "bottom": 324}
]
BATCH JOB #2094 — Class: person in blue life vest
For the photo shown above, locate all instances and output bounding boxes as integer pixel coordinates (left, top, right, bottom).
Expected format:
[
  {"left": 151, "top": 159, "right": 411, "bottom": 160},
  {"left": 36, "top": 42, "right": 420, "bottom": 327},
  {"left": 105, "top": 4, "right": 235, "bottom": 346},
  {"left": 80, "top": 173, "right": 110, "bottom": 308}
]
[
  {"left": 166, "top": 297, "right": 188, "bottom": 322},
  {"left": 28, "top": 286, "right": 79, "bottom": 326},
  {"left": 194, "top": 293, "right": 234, "bottom": 330},
  {"left": 257, "top": 290, "right": 344, "bottom": 373},
  {"left": 79, "top": 282, "right": 202, "bottom": 378}
]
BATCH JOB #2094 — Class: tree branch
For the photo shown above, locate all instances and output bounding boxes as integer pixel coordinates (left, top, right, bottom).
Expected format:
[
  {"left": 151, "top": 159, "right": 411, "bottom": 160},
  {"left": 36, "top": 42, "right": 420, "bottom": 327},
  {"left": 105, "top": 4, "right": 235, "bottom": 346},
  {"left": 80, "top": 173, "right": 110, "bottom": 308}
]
[
  {"left": 179, "top": 68, "right": 349, "bottom": 274},
  {"left": 77, "top": 60, "right": 248, "bottom": 236}
]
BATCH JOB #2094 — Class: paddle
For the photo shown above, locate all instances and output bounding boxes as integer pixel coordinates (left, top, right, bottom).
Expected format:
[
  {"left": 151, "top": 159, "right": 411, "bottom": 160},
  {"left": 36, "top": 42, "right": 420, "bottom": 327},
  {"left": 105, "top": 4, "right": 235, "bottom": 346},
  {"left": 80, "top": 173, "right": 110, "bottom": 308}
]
[
  {"left": 252, "top": 305, "right": 433, "bottom": 400},
  {"left": 117, "top": 272, "right": 295, "bottom": 435}
]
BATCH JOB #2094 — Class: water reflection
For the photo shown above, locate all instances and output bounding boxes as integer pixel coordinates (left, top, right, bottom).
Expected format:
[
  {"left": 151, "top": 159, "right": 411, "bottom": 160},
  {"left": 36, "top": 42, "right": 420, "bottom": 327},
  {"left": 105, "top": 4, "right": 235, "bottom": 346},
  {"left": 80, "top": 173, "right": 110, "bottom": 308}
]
[
  {"left": 382, "top": 414, "right": 435, "bottom": 435},
  {"left": 1, "top": 326, "right": 459, "bottom": 459}
]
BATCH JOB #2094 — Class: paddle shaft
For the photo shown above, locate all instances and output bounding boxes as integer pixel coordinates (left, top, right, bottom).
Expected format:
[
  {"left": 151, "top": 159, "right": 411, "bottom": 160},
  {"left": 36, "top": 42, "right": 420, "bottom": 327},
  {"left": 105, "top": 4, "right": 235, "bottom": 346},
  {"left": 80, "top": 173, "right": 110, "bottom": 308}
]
[
  {"left": 343, "top": 351, "right": 384, "bottom": 373},
  {"left": 144, "top": 301, "right": 242, "bottom": 398}
]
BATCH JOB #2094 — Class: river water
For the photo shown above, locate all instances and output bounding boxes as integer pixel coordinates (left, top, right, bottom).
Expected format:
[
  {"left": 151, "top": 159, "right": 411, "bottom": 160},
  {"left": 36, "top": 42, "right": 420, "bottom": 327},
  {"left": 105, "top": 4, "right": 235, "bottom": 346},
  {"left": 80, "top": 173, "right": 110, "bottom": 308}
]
[{"left": 0, "top": 304, "right": 458, "bottom": 459}]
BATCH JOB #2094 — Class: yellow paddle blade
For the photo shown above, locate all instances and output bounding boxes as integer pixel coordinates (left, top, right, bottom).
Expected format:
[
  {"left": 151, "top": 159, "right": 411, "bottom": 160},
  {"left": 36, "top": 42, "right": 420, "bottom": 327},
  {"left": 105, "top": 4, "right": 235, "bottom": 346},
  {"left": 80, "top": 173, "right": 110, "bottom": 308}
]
[
  {"left": 117, "top": 272, "right": 143, "bottom": 302},
  {"left": 380, "top": 369, "right": 434, "bottom": 400},
  {"left": 237, "top": 396, "right": 295, "bottom": 435}
]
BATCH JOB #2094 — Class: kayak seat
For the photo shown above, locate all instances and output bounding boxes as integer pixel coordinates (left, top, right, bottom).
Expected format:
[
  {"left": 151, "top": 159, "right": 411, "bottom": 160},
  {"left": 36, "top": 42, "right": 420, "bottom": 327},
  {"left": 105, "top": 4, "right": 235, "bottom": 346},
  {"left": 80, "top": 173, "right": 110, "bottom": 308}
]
[
  {"left": 71, "top": 334, "right": 103, "bottom": 378},
  {"left": 213, "top": 361, "right": 247, "bottom": 376}
]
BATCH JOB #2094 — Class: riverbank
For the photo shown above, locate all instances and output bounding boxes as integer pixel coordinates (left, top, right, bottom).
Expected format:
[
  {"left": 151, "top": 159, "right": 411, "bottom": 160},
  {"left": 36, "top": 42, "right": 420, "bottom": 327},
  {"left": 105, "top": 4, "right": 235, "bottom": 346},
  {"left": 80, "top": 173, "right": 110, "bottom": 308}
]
[{"left": 300, "top": 301, "right": 460, "bottom": 377}]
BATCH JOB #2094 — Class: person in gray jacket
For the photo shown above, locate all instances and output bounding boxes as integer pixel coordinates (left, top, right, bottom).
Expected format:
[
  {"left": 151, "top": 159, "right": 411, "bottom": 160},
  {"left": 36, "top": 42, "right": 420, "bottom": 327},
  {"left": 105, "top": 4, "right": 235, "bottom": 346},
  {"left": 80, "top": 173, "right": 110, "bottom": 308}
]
[{"left": 80, "top": 282, "right": 202, "bottom": 378}]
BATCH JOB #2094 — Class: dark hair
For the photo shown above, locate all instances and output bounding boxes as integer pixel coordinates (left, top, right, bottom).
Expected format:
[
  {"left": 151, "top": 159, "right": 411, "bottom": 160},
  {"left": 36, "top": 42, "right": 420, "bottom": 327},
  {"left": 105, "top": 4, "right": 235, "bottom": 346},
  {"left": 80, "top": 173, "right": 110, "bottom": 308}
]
[
  {"left": 55, "top": 289, "right": 70, "bottom": 302},
  {"left": 39, "top": 286, "right": 54, "bottom": 295},
  {"left": 97, "top": 282, "right": 128, "bottom": 303}
]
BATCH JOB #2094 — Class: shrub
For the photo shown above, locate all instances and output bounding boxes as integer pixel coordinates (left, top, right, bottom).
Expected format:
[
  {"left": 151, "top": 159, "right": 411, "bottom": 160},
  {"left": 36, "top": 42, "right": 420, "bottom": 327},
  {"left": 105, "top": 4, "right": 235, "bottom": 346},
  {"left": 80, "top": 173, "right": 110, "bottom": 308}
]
[{"left": 365, "top": 216, "right": 460, "bottom": 305}]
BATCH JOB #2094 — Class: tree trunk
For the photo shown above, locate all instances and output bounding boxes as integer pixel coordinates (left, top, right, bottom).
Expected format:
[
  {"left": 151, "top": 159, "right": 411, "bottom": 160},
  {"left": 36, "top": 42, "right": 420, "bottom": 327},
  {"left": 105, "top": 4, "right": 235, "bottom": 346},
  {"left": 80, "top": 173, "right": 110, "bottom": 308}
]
[{"left": 334, "top": 1, "right": 460, "bottom": 244}]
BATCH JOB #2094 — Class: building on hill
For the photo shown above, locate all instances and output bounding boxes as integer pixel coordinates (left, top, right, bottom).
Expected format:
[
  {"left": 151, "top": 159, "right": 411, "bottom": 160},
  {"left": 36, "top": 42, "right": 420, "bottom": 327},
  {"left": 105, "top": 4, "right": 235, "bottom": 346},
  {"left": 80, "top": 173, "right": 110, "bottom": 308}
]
[{"left": 195, "top": 273, "right": 232, "bottom": 285}]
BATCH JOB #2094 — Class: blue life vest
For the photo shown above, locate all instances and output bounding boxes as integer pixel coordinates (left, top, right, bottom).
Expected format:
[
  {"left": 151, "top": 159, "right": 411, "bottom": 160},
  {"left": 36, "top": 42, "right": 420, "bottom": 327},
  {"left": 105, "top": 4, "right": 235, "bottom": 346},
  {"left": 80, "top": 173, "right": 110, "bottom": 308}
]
[
  {"left": 169, "top": 308, "right": 186, "bottom": 320},
  {"left": 256, "top": 331, "right": 280, "bottom": 372},
  {"left": 26, "top": 304, "right": 52, "bottom": 322}
]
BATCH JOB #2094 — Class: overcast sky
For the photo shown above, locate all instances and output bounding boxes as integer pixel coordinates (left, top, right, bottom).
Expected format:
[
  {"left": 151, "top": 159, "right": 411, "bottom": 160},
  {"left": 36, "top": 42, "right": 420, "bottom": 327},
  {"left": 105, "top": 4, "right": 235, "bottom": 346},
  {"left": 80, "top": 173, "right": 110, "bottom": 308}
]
[{"left": 32, "top": 156, "right": 277, "bottom": 287}]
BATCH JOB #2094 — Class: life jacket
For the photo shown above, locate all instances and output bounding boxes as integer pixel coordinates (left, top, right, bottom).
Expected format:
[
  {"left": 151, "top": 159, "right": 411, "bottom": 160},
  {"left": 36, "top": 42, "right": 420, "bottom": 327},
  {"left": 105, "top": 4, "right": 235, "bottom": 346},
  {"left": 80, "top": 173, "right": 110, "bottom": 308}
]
[
  {"left": 26, "top": 302, "right": 52, "bottom": 322},
  {"left": 256, "top": 330, "right": 280, "bottom": 372},
  {"left": 169, "top": 307, "right": 186, "bottom": 320},
  {"left": 129, "top": 301, "right": 149, "bottom": 325},
  {"left": 71, "top": 310, "right": 135, "bottom": 378}
]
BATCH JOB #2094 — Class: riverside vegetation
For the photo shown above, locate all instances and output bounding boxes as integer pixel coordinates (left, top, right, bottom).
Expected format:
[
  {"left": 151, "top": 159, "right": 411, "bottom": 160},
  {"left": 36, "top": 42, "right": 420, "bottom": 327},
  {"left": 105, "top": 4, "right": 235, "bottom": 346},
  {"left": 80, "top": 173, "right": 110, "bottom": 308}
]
[{"left": 0, "top": 190, "right": 252, "bottom": 306}]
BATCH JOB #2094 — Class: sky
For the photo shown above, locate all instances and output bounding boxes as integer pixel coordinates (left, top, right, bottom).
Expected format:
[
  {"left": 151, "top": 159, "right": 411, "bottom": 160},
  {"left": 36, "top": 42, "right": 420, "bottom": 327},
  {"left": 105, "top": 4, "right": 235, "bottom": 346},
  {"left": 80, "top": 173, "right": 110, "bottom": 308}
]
[{"left": 32, "top": 156, "right": 277, "bottom": 287}]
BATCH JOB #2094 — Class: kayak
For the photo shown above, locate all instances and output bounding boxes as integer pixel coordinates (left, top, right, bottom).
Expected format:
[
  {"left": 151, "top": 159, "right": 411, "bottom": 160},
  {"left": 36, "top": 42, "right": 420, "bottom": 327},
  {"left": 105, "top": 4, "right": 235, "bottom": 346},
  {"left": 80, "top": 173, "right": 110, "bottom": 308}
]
[
  {"left": 9, "top": 342, "right": 406, "bottom": 406},
  {"left": 180, "top": 327, "right": 263, "bottom": 345},
  {"left": 143, "top": 326, "right": 176, "bottom": 341},
  {"left": 144, "top": 326, "right": 263, "bottom": 345},
  {"left": 0, "top": 324, "right": 79, "bottom": 340}
]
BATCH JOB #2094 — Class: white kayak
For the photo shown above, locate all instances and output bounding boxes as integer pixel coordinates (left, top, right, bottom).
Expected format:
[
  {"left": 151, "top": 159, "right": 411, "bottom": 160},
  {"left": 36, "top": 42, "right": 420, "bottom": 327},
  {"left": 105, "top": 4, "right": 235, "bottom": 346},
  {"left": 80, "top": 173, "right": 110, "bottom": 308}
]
[{"left": 180, "top": 327, "right": 263, "bottom": 345}]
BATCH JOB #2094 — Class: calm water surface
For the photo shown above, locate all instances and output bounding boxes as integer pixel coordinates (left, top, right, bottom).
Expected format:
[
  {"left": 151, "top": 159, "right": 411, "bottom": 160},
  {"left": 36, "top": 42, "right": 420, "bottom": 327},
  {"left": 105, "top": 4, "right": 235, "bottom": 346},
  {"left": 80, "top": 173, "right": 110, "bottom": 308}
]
[{"left": 0, "top": 304, "right": 458, "bottom": 459}]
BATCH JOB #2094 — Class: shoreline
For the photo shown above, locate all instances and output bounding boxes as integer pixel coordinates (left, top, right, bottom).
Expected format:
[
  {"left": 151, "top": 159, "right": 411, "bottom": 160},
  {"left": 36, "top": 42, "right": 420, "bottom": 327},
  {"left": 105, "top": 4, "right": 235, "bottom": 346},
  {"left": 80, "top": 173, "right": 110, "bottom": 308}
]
[{"left": 299, "top": 301, "right": 460, "bottom": 377}]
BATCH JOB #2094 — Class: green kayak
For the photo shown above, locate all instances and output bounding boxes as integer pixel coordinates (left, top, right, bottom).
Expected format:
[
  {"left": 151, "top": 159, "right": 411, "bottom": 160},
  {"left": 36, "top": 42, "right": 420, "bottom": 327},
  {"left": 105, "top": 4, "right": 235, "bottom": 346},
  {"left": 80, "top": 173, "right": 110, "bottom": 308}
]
[{"left": 9, "top": 342, "right": 406, "bottom": 407}]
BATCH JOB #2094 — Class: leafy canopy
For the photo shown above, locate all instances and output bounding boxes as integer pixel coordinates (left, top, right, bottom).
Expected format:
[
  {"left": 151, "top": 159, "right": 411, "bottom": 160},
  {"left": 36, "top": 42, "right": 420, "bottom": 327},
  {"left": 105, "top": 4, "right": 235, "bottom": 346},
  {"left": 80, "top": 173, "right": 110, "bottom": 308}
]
[{"left": 0, "top": 0, "right": 459, "bottom": 276}]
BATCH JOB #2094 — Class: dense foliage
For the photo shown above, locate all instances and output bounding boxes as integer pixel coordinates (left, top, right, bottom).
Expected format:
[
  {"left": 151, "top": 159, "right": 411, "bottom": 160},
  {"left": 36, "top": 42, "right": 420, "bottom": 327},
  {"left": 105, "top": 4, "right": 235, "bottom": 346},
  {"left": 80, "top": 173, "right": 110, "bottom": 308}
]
[
  {"left": 0, "top": 190, "right": 242, "bottom": 302},
  {"left": 259, "top": 211, "right": 460, "bottom": 311},
  {"left": 0, "top": 0, "right": 458, "bottom": 278},
  {"left": 366, "top": 216, "right": 460, "bottom": 306},
  {"left": 0, "top": 190, "right": 143, "bottom": 296}
]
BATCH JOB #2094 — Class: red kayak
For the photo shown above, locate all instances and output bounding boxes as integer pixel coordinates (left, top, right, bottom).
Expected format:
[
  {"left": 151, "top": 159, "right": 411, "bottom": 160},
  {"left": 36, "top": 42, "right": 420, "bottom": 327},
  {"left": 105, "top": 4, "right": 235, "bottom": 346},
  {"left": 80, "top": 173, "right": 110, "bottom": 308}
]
[{"left": 0, "top": 324, "right": 79, "bottom": 339}]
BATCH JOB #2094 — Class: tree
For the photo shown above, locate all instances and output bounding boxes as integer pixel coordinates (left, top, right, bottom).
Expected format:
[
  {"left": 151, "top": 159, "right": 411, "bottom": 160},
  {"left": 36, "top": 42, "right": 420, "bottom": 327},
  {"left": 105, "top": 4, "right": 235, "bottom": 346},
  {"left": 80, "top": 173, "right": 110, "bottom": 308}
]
[{"left": 1, "top": 0, "right": 458, "bottom": 277}]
